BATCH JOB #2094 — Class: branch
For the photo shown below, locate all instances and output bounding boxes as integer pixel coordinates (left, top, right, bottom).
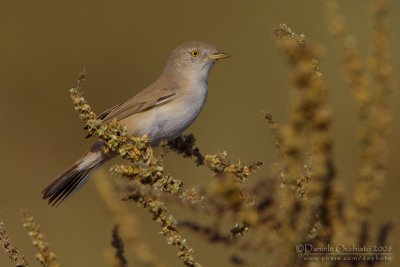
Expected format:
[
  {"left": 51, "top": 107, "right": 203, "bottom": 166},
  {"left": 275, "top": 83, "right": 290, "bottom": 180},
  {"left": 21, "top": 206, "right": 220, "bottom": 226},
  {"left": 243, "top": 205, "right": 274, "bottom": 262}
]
[{"left": 0, "top": 219, "right": 29, "bottom": 267}]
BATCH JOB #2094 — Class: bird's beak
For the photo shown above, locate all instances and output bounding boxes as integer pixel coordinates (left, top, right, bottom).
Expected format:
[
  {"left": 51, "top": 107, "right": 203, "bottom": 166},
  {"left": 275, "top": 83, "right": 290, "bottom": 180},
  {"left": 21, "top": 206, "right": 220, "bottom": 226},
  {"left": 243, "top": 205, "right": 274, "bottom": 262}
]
[{"left": 205, "top": 52, "right": 231, "bottom": 61}]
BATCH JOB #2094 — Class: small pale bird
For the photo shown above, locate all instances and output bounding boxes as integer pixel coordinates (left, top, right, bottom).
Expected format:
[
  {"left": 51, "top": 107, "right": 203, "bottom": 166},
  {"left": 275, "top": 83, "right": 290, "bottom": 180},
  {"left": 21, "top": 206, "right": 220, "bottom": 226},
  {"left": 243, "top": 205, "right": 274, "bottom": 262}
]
[{"left": 42, "top": 41, "right": 230, "bottom": 205}]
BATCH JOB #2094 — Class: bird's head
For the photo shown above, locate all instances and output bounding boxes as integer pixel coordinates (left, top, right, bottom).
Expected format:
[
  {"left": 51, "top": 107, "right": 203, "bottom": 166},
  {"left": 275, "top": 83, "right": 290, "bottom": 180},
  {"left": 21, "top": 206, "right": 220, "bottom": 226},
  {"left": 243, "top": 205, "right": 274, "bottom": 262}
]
[{"left": 163, "top": 41, "right": 230, "bottom": 81}]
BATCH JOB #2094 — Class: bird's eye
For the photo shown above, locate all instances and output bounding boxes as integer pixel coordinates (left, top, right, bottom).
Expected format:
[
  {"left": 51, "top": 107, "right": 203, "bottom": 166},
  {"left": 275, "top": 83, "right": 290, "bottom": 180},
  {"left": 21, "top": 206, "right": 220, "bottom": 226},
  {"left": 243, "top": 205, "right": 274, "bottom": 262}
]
[{"left": 190, "top": 50, "right": 200, "bottom": 58}]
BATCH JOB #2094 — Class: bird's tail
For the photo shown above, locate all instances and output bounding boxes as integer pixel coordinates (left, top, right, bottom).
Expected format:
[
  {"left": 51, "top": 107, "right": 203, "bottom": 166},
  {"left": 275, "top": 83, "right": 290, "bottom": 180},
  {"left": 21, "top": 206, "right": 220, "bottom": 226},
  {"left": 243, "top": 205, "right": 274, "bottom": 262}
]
[{"left": 42, "top": 141, "right": 110, "bottom": 206}]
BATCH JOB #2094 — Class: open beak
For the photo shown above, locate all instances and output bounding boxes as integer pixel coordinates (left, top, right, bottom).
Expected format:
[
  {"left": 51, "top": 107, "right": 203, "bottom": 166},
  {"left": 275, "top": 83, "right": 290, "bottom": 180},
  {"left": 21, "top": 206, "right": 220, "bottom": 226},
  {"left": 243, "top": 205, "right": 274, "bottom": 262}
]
[{"left": 205, "top": 52, "right": 231, "bottom": 61}]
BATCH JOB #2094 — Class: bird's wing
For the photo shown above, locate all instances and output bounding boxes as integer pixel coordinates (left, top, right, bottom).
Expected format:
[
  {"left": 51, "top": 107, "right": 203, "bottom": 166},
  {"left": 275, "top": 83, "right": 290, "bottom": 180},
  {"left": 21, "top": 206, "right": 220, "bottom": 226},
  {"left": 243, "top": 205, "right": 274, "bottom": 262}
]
[
  {"left": 102, "top": 88, "right": 177, "bottom": 122},
  {"left": 97, "top": 103, "right": 124, "bottom": 120},
  {"left": 84, "top": 87, "right": 177, "bottom": 138},
  {"left": 84, "top": 80, "right": 179, "bottom": 138}
]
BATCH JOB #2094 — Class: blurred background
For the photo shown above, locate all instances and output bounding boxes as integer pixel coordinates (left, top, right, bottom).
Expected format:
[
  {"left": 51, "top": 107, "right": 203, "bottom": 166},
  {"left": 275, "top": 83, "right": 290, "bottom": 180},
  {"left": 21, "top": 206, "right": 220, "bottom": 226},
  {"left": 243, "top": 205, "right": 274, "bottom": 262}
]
[{"left": 0, "top": 0, "right": 399, "bottom": 266}]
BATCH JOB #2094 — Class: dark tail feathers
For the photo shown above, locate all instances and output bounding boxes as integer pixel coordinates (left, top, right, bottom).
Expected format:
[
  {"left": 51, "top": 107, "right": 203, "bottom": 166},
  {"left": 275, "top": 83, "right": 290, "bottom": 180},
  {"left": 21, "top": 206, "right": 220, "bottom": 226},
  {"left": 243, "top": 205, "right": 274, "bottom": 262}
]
[{"left": 42, "top": 163, "right": 100, "bottom": 206}]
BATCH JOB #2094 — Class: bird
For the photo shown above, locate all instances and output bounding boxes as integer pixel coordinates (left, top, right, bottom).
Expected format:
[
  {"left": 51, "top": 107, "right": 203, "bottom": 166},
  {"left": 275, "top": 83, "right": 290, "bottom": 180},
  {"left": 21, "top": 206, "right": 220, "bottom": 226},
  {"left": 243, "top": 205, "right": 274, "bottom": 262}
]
[{"left": 42, "top": 41, "right": 230, "bottom": 206}]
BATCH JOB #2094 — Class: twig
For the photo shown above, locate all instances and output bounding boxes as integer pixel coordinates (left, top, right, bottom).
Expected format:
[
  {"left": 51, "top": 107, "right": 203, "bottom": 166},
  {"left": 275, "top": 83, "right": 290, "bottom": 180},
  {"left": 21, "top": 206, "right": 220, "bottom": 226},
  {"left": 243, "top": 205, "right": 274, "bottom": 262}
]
[
  {"left": 0, "top": 219, "right": 29, "bottom": 267},
  {"left": 94, "top": 170, "right": 164, "bottom": 267},
  {"left": 111, "top": 226, "right": 128, "bottom": 267},
  {"left": 21, "top": 210, "right": 60, "bottom": 267}
]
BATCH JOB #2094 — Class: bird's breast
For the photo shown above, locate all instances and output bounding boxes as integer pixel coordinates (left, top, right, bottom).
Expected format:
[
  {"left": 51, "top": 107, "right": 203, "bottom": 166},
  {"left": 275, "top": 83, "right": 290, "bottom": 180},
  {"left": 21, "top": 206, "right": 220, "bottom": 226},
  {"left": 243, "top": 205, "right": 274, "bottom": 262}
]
[
  {"left": 127, "top": 82, "right": 208, "bottom": 144},
  {"left": 155, "top": 83, "right": 208, "bottom": 139}
]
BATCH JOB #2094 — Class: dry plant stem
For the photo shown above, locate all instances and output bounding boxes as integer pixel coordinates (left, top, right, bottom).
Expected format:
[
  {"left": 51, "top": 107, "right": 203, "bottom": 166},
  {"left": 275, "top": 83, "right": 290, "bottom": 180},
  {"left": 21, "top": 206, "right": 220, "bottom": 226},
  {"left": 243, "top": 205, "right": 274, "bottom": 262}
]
[
  {"left": 163, "top": 134, "right": 262, "bottom": 227},
  {"left": 70, "top": 70, "right": 202, "bottom": 267},
  {"left": 360, "top": 0, "right": 392, "bottom": 215},
  {"left": 265, "top": 113, "right": 283, "bottom": 161},
  {"left": 326, "top": 0, "right": 370, "bottom": 221},
  {"left": 204, "top": 152, "right": 262, "bottom": 183},
  {"left": 178, "top": 221, "right": 233, "bottom": 245},
  {"left": 273, "top": 25, "right": 309, "bottom": 218},
  {"left": 21, "top": 211, "right": 60, "bottom": 267},
  {"left": 0, "top": 220, "right": 29, "bottom": 267},
  {"left": 274, "top": 24, "right": 337, "bottom": 263},
  {"left": 178, "top": 220, "right": 266, "bottom": 252},
  {"left": 94, "top": 171, "right": 165, "bottom": 267},
  {"left": 179, "top": 219, "right": 256, "bottom": 257},
  {"left": 166, "top": 134, "right": 205, "bottom": 166},
  {"left": 111, "top": 226, "right": 128, "bottom": 267},
  {"left": 123, "top": 185, "right": 202, "bottom": 267},
  {"left": 325, "top": 0, "right": 372, "bottom": 117},
  {"left": 326, "top": 0, "right": 392, "bottom": 239},
  {"left": 166, "top": 134, "right": 262, "bottom": 182}
]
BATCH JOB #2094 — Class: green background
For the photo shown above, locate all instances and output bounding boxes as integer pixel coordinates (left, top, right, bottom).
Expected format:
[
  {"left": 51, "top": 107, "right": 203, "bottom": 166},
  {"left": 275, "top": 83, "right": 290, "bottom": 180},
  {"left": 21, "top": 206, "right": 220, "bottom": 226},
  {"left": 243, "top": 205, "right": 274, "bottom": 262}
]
[{"left": 0, "top": 0, "right": 399, "bottom": 266}]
